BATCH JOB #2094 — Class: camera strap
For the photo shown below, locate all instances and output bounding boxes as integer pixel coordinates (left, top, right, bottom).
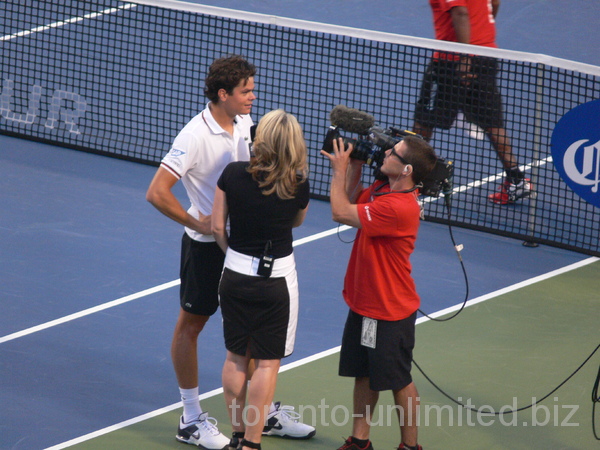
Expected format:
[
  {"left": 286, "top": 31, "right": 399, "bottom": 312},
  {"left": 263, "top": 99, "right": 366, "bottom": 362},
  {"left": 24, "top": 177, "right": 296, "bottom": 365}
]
[
  {"left": 371, "top": 181, "right": 421, "bottom": 196},
  {"left": 370, "top": 182, "right": 424, "bottom": 219}
]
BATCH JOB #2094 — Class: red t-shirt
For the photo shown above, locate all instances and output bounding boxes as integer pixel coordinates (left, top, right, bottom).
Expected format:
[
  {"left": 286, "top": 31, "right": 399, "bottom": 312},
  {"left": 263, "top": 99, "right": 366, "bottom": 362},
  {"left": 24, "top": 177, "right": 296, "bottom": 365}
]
[
  {"left": 430, "top": 0, "right": 498, "bottom": 58},
  {"left": 342, "top": 181, "right": 421, "bottom": 321}
]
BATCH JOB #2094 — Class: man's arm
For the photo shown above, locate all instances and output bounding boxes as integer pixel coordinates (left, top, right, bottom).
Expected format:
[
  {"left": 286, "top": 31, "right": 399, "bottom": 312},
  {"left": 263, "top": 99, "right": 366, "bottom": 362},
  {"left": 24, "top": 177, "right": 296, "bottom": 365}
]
[
  {"left": 450, "top": 5, "right": 471, "bottom": 44},
  {"left": 346, "top": 159, "right": 365, "bottom": 204},
  {"left": 146, "top": 166, "right": 211, "bottom": 234},
  {"left": 450, "top": 5, "right": 475, "bottom": 80},
  {"left": 492, "top": 0, "right": 500, "bottom": 18},
  {"left": 320, "top": 138, "right": 362, "bottom": 228}
]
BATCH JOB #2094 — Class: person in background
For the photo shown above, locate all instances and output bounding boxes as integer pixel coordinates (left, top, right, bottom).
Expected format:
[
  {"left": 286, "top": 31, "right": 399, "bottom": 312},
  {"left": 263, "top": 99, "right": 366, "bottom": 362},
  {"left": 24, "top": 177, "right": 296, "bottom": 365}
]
[
  {"left": 321, "top": 134, "right": 437, "bottom": 450},
  {"left": 146, "top": 56, "right": 314, "bottom": 449},
  {"left": 212, "top": 109, "right": 312, "bottom": 450},
  {"left": 413, "top": 0, "right": 532, "bottom": 204}
]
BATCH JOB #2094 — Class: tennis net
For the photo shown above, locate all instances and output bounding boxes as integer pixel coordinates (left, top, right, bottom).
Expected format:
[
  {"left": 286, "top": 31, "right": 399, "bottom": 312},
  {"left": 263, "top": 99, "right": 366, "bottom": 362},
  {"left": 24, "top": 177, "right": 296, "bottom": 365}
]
[{"left": 2, "top": 0, "right": 599, "bottom": 256}]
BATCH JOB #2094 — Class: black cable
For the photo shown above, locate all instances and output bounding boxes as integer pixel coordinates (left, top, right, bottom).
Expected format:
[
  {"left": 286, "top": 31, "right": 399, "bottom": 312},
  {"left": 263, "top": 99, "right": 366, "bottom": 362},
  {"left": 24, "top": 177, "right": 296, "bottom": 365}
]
[
  {"left": 413, "top": 342, "right": 600, "bottom": 416},
  {"left": 413, "top": 192, "right": 600, "bottom": 438},
  {"left": 336, "top": 222, "right": 355, "bottom": 244},
  {"left": 335, "top": 171, "right": 600, "bottom": 437},
  {"left": 418, "top": 193, "right": 470, "bottom": 322},
  {"left": 592, "top": 361, "right": 600, "bottom": 439}
]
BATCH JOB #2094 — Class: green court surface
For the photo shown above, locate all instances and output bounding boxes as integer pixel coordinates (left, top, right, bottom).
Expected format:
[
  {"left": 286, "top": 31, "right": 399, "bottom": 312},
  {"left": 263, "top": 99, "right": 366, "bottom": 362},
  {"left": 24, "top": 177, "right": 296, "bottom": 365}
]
[{"left": 66, "top": 260, "right": 599, "bottom": 450}]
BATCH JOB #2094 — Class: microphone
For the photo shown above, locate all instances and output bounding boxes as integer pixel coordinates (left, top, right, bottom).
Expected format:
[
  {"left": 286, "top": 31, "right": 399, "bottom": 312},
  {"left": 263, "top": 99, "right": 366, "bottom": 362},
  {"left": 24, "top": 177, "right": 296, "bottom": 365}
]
[{"left": 329, "top": 105, "right": 375, "bottom": 135}]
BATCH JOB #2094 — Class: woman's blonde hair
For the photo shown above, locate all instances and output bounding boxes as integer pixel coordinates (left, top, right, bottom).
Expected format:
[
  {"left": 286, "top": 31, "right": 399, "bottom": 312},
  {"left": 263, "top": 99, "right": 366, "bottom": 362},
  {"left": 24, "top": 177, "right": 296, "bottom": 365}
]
[{"left": 247, "top": 109, "right": 308, "bottom": 199}]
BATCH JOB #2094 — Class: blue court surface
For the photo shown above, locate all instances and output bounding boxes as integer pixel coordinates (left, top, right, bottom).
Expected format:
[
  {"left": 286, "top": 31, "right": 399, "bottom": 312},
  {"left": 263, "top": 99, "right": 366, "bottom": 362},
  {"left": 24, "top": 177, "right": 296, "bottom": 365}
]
[
  {"left": 1, "top": 134, "right": 598, "bottom": 449},
  {"left": 1, "top": 1, "right": 600, "bottom": 449}
]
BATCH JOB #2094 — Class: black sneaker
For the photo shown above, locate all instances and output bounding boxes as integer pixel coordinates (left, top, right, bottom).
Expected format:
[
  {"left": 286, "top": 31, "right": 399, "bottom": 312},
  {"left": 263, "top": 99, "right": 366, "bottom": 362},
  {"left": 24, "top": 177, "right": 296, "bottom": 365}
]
[
  {"left": 337, "top": 437, "right": 374, "bottom": 450},
  {"left": 228, "top": 431, "right": 244, "bottom": 449},
  {"left": 398, "top": 443, "right": 423, "bottom": 450}
]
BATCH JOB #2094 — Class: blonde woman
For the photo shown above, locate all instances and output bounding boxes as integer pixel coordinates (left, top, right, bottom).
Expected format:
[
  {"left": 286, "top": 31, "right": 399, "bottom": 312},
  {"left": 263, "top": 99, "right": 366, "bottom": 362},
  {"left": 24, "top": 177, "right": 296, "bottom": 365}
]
[{"left": 212, "top": 109, "right": 311, "bottom": 450}]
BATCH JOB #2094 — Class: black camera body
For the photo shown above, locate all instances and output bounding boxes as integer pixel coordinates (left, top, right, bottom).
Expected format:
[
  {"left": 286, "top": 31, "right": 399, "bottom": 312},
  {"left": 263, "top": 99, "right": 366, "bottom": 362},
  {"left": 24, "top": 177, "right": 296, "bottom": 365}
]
[
  {"left": 421, "top": 157, "right": 454, "bottom": 197},
  {"left": 322, "top": 125, "right": 390, "bottom": 167},
  {"left": 322, "top": 125, "right": 453, "bottom": 197}
]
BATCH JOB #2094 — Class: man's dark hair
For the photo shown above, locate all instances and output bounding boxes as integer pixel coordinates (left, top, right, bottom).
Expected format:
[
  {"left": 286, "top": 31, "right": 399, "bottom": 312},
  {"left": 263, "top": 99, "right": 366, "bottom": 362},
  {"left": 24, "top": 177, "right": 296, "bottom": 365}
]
[
  {"left": 204, "top": 55, "right": 256, "bottom": 103},
  {"left": 402, "top": 135, "right": 437, "bottom": 185}
]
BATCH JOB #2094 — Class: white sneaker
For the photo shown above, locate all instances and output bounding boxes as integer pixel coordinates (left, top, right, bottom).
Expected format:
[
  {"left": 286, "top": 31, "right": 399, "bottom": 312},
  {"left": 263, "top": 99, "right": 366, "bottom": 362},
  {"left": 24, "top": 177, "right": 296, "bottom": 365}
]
[
  {"left": 176, "top": 412, "right": 230, "bottom": 449},
  {"left": 262, "top": 401, "right": 316, "bottom": 439}
]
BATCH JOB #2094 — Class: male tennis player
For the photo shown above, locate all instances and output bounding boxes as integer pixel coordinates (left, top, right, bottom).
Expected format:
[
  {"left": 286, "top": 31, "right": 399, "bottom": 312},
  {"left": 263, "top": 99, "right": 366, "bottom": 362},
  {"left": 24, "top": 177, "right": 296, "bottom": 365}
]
[{"left": 147, "top": 55, "right": 315, "bottom": 449}]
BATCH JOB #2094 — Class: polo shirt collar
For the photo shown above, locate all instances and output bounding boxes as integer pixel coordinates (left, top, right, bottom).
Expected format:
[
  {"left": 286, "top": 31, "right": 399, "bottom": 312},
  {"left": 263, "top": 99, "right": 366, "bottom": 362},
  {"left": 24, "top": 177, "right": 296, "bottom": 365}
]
[{"left": 203, "top": 102, "right": 240, "bottom": 135}]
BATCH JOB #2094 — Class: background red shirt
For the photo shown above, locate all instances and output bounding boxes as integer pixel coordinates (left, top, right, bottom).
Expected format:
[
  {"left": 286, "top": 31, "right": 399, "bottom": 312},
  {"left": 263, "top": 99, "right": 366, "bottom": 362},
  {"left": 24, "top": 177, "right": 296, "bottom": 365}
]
[{"left": 430, "top": 0, "right": 498, "bottom": 48}]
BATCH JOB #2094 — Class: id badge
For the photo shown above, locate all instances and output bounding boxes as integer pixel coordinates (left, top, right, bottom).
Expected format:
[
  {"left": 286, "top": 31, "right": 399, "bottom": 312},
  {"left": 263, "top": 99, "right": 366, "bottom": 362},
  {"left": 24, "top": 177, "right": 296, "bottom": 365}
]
[{"left": 361, "top": 317, "right": 377, "bottom": 349}]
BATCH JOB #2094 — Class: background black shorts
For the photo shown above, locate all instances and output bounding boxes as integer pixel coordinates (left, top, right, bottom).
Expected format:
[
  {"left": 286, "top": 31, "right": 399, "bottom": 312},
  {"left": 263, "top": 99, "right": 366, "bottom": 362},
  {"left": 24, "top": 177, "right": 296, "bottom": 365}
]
[
  {"left": 339, "top": 309, "right": 416, "bottom": 391},
  {"left": 179, "top": 233, "right": 225, "bottom": 316},
  {"left": 414, "top": 57, "right": 505, "bottom": 130}
]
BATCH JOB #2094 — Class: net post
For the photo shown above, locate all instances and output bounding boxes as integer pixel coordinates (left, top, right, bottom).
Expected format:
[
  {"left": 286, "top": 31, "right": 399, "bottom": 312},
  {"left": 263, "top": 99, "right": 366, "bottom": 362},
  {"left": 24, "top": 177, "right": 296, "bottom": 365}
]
[{"left": 522, "top": 62, "right": 545, "bottom": 249}]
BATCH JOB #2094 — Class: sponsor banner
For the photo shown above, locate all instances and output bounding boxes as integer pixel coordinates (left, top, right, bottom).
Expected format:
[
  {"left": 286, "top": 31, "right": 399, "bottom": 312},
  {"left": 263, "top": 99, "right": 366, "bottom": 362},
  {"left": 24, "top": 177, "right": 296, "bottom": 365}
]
[{"left": 551, "top": 99, "right": 600, "bottom": 208}]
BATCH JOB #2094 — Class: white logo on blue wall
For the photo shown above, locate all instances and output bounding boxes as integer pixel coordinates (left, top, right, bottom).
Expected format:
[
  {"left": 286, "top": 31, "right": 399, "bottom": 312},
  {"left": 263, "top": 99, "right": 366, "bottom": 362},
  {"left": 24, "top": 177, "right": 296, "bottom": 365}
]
[
  {"left": 0, "top": 78, "right": 87, "bottom": 135},
  {"left": 551, "top": 99, "right": 600, "bottom": 208},
  {"left": 564, "top": 139, "right": 600, "bottom": 193}
]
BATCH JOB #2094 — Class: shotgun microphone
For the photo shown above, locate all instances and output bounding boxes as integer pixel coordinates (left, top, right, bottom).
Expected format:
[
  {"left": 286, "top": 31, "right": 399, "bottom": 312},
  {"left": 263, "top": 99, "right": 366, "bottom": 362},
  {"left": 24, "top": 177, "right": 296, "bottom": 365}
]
[{"left": 329, "top": 105, "right": 375, "bottom": 135}]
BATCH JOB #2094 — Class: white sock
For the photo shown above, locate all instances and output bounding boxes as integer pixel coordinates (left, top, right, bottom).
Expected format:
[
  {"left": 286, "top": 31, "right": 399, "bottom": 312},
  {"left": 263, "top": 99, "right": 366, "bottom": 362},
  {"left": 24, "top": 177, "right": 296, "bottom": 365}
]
[
  {"left": 180, "top": 387, "right": 202, "bottom": 424},
  {"left": 269, "top": 402, "right": 277, "bottom": 414}
]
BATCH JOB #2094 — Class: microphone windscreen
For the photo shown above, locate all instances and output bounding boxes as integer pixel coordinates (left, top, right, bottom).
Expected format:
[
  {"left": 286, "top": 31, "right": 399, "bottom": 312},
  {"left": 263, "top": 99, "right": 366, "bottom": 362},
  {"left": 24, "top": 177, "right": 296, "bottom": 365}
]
[{"left": 329, "top": 105, "right": 375, "bottom": 135}]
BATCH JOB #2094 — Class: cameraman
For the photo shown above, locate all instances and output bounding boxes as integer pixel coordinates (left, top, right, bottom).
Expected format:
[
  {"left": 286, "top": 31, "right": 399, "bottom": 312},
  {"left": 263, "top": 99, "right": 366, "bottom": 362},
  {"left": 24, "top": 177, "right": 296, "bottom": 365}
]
[{"left": 321, "top": 135, "right": 436, "bottom": 450}]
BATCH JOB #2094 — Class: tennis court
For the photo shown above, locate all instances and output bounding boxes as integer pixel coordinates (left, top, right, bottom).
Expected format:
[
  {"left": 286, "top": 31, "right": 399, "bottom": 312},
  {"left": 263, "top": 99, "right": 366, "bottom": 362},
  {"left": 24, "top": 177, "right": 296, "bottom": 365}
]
[
  {"left": 60, "top": 260, "right": 600, "bottom": 450},
  {"left": 1, "top": 136, "right": 598, "bottom": 449},
  {"left": 1, "top": 1, "right": 599, "bottom": 449}
]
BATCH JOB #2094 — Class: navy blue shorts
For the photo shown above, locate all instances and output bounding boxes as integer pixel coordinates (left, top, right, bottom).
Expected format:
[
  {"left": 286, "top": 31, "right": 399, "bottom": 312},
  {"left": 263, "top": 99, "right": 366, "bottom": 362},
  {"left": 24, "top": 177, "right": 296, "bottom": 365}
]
[
  {"left": 179, "top": 233, "right": 225, "bottom": 316},
  {"left": 339, "top": 309, "right": 416, "bottom": 391},
  {"left": 414, "top": 57, "right": 504, "bottom": 130}
]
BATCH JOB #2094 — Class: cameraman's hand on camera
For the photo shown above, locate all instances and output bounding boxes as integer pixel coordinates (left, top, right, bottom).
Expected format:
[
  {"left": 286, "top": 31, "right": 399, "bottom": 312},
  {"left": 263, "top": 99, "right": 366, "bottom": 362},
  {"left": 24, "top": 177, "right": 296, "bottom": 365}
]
[
  {"left": 320, "top": 138, "right": 363, "bottom": 227},
  {"left": 321, "top": 137, "right": 352, "bottom": 171}
]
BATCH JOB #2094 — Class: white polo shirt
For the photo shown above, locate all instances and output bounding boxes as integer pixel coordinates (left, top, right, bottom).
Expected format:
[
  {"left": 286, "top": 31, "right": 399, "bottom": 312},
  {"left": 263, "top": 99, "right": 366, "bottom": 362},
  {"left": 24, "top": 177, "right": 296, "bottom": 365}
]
[{"left": 160, "top": 103, "right": 254, "bottom": 242}]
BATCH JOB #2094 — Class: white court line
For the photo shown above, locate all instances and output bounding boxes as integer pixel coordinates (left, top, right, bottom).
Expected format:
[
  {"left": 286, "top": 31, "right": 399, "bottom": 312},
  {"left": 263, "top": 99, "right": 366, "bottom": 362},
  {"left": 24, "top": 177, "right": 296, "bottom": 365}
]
[
  {"left": 0, "top": 280, "right": 180, "bottom": 344},
  {"left": 0, "top": 156, "right": 559, "bottom": 345},
  {"left": 0, "top": 3, "right": 589, "bottom": 445},
  {"left": 0, "top": 227, "right": 354, "bottom": 345},
  {"left": 1, "top": 0, "right": 554, "bottom": 343},
  {"left": 422, "top": 156, "right": 553, "bottom": 204},
  {"left": 1, "top": 3, "right": 137, "bottom": 42},
  {"left": 44, "top": 255, "right": 599, "bottom": 449}
]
